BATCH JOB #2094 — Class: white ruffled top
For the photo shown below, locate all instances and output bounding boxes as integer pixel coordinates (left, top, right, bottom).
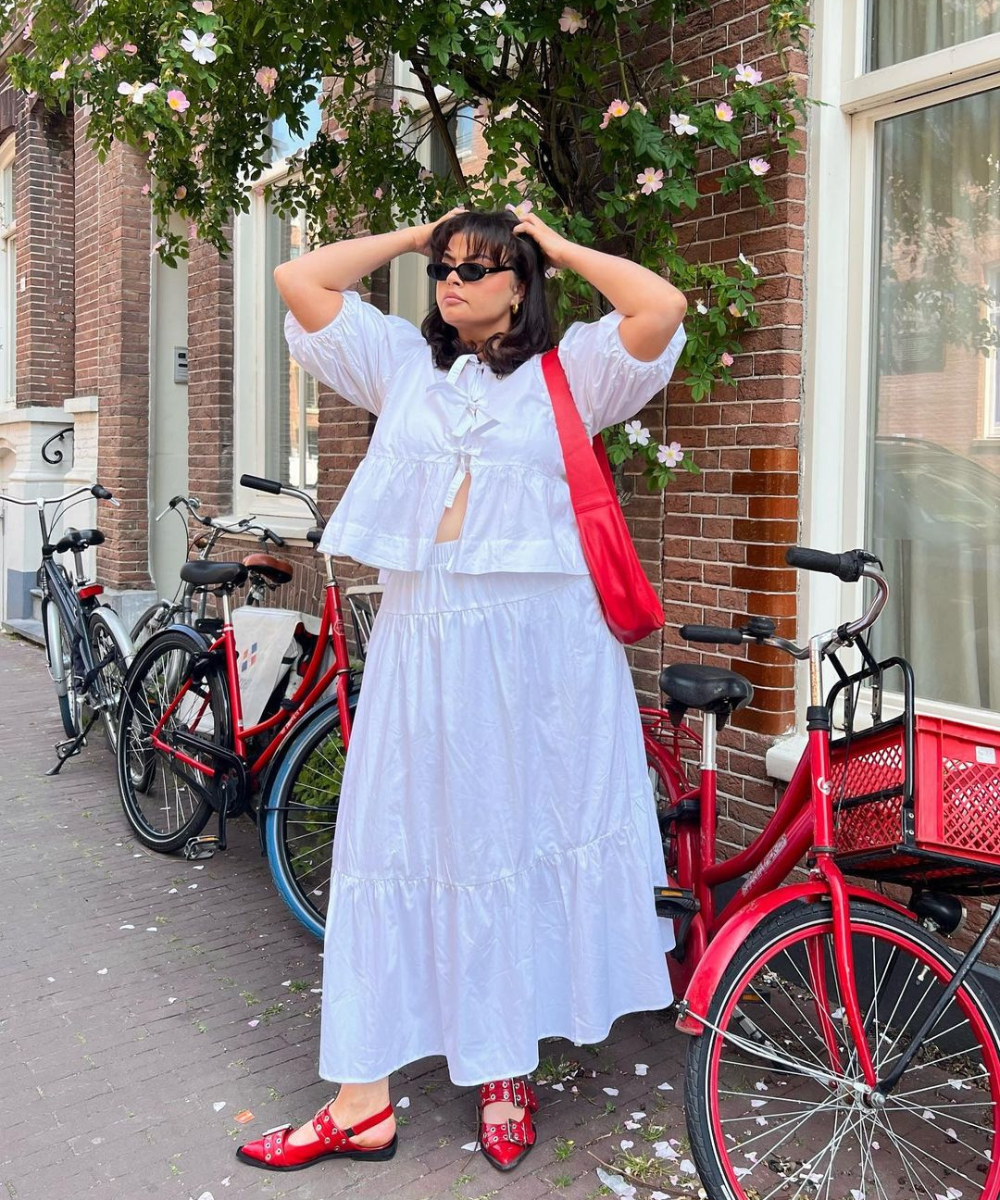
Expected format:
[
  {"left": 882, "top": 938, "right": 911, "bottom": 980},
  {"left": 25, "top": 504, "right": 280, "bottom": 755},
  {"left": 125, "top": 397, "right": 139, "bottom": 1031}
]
[{"left": 285, "top": 290, "right": 686, "bottom": 575}]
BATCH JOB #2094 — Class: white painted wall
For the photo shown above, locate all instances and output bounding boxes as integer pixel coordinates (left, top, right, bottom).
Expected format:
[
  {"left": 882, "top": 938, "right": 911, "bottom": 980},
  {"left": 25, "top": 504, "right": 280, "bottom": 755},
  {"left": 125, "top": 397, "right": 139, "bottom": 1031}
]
[{"left": 148, "top": 223, "right": 189, "bottom": 598}]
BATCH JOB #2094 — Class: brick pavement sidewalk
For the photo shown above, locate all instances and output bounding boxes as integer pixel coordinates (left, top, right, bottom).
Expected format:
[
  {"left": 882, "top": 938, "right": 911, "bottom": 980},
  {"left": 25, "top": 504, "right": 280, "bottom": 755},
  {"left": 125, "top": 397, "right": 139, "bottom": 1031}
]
[{"left": 0, "top": 633, "right": 697, "bottom": 1200}]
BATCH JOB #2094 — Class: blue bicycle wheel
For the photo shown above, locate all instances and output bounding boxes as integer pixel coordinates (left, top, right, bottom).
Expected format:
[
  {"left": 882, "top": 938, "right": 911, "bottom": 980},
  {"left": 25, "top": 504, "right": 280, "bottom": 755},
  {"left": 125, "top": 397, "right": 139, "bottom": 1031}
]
[{"left": 264, "top": 696, "right": 358, "bottom": 939}]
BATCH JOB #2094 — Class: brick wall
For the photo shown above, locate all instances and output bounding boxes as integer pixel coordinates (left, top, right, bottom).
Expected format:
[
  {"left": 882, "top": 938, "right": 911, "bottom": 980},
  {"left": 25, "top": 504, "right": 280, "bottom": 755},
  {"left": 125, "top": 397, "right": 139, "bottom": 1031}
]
[
  {"left": 187, "top": 230, "right": 234, "bottom": 514},
  {"left": 13, "top": 97, "right": 75, "bottom": 408},
  {"left": 74, "top": 115, "right": 153, "bottom": 588},
  {"left": 657, "top": 0, "right": 809, "bottom": 851}
]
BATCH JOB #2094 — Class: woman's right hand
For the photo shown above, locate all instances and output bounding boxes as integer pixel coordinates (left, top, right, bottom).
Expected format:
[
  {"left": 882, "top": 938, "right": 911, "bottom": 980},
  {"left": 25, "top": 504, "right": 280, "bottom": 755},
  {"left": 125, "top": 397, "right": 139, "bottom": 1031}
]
[{"left": 410, "top": 207, "right": 466, "bottom": 256}]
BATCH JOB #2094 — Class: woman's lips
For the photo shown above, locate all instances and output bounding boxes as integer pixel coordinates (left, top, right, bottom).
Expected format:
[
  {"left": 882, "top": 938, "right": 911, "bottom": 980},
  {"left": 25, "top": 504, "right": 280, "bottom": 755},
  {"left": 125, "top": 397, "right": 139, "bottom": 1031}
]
[{"left": 441, "top": 294, "right": 465, "bottom": 305}]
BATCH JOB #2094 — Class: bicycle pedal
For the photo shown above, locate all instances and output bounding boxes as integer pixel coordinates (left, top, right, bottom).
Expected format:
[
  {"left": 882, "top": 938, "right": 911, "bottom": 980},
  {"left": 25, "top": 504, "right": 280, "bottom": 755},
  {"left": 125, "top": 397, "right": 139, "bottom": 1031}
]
[
  {"left": 653, "top": 885, "right": 700, "bottom": 918},
  {"left": 183, "top": 835, "right": 221, "bottom": 860}
]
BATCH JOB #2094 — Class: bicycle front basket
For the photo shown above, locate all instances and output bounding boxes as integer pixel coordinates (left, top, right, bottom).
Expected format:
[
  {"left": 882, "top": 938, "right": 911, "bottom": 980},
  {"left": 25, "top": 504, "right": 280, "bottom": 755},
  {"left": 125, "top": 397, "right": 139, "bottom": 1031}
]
[{"left": 831, "top": 716, "right": 1000, "bottom": 893}]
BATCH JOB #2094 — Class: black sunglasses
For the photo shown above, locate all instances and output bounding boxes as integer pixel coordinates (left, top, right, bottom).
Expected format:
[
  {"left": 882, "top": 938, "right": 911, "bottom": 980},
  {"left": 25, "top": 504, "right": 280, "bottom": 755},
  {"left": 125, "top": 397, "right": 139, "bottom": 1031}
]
[{"left": 426, "top": 262, "right": 515, "bottom": 283}]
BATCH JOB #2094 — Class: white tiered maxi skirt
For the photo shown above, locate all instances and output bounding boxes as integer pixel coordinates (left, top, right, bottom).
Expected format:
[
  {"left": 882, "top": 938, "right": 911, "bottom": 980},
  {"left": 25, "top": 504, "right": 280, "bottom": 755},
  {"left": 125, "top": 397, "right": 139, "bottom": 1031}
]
[{"left": 319, "top": 542, "right": 674, "bottom": 1087}]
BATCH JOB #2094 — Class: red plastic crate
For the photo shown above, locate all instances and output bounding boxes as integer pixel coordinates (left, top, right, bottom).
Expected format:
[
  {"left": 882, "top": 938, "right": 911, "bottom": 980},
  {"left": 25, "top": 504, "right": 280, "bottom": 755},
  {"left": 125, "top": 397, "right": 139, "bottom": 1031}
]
[{"left": 830, "top": 715, "right": 1000, "bottom": 890}]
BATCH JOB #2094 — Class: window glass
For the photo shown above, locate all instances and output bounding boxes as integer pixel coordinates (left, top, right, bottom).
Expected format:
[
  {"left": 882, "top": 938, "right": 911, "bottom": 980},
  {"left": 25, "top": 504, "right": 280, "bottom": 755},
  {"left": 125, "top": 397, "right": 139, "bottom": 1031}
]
[
  {"left": 867, "top": 88, "right": 1000, "bottom": 708},
  {"left": 264, "top": 207, "right": 318, "bottom": 489},
  {"left": 455, "top": 104, "right": 475, "bottom": 157},
  {"left": 869, "top": 0, "right": 1000, "bottom": 70},
  {"left": 269, "top": 89, "right": 323, "bottom": 164}
]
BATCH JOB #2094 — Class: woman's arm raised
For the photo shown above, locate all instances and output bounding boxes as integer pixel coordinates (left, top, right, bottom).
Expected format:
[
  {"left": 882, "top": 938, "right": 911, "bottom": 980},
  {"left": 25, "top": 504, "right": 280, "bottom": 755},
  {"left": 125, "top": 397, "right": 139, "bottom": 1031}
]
[
  {"left": 512, "top": 212, "right": 687, "bottom": 361},
  {"left": 273, "top": 208, "right": 465, "bottom": 334}
]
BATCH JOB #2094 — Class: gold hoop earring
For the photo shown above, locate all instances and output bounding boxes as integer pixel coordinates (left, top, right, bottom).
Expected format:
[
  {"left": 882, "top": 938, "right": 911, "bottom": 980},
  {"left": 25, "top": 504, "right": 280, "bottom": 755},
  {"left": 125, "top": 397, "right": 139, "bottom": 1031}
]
[{"left": 511, "top": 300, "right": 520, "bottom": 315}]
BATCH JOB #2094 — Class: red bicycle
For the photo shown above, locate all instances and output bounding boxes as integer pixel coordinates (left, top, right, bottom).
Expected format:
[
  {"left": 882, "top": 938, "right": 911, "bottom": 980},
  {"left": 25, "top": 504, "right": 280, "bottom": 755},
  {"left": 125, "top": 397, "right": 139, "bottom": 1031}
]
[
  {"left": 114, "top": 474, "right": 360, "bottom": 921},
  {"left": 645, "top": 545, "right": 1000, "bottom": 1199}
]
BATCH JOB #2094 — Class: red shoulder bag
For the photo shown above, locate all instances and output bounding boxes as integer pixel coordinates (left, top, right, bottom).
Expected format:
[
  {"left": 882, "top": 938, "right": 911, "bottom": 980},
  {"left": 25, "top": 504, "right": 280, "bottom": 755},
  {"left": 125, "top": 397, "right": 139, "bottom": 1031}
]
[{"left": 541, "top": 348, "right": 665, "bottom": 645}]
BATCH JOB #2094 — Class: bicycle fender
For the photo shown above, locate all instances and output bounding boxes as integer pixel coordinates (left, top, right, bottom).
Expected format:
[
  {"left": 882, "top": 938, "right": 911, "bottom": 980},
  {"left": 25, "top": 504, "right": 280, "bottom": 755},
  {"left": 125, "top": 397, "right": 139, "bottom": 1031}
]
[
  {"left": 121, "top": 621, "right": 212, "bottom": 687},
  {"left": 92, "top": 604, "right": 136, "bottom": 669},
  {"left": 675, "top": 882, "right": 914, "bottom": 1036},
  {"left": 42, "top": 598, "right": 67, "bottom": 692}
]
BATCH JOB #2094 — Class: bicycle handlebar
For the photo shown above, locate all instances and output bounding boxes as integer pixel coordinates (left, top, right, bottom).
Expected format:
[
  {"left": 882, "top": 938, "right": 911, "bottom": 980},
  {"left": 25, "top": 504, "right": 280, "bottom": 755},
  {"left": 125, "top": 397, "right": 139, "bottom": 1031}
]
[
  {"left": 239, "top": 473, "right": 324, "bottom": 525},
  {"left": 680, "top": 546, "right": 889, "bottom": 664},
  {"left": 0, "top": 482, "right": 118, "bottom": 507},
  {"left": 785, "top": 545, "right": 867, "bottom": 583},
  {"left": 680, "top": 625, "right": 745, "bottom": 645},
  {"left": 240, "top": 473, "right": 282, "bottom": 495}
]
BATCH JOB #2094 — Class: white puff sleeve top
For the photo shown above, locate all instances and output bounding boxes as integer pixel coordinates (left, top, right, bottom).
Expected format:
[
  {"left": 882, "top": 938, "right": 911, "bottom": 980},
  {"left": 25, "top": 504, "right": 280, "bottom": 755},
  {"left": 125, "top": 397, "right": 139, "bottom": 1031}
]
[{"left": 285, "top": 289, "right": 687, "bottom": 575}]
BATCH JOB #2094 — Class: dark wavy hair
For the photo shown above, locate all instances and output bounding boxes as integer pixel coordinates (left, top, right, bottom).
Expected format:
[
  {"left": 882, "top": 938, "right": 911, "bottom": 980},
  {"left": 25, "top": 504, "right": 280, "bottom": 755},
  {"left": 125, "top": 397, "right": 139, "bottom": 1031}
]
[{"left": 420, "top": 209, "right": 553, "bottom": 377}]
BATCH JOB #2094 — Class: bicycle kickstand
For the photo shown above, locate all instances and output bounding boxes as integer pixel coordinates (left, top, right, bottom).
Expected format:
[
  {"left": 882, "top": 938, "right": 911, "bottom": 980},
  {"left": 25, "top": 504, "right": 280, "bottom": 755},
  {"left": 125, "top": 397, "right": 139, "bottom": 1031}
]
[{"left": 46, "top": 709, "right": 101, "bottom": 776}]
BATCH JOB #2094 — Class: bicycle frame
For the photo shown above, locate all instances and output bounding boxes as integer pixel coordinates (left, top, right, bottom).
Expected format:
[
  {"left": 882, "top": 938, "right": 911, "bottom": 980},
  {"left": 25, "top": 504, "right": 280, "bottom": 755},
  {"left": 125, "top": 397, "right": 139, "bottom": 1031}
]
[
  {"left": 649, "top": 565, "right": 899, "bottom": 1091},
  {"left": 148, "top": 552, "right": 354, "bottom": 787},
  {"left": 40, "top": 553, "right": 93, "bottom": 685}
]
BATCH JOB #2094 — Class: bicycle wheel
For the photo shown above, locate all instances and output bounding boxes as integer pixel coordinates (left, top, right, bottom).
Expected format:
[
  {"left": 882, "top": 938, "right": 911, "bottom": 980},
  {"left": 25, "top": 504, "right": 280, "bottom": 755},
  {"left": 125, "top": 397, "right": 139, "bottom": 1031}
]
[
  {"left": 130, "top": 600, "right": 173, "bottom": 652},
  {"left": 686, "top": 899, "right": 1000, "bottom": 1200},
  {"left": 264, "top": 697, "right": 358, "bottom": 939},
  {"left": 116, "top": 630, "right": 231, "bottom": 851},
  {"left": 86, "top": 608, "right": 130, "bottom": 753}
]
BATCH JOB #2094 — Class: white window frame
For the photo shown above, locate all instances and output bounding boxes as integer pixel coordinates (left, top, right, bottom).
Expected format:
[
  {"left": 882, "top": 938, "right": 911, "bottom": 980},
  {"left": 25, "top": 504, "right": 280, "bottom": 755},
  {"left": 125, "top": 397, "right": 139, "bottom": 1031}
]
[
  {"left": 0, "top": 135, "right": 16, "bottom": 408},
  {"left": 232, "top": 155, "right": 320, "bottom": 533},
  {"left": 772, "top": 1, "right": 1000, "bottom": 775}
]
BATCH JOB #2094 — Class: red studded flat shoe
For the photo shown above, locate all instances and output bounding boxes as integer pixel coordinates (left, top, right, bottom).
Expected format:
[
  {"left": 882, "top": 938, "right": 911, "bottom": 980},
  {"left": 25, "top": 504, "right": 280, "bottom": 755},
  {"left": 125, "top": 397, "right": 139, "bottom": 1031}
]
[
  {"left": 235, "top": 1101, "right": 397, "bottom": 1171},
  {"left": 477, "top": 1077, "right": 539, "bottom": 1172}
]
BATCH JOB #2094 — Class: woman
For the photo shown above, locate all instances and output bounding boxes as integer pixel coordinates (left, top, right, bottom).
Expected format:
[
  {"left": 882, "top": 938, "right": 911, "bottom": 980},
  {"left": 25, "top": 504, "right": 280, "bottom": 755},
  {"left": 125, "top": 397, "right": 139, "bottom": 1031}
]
[{"left": 236, "top": 207, "right": 687, "bottom": 1174}]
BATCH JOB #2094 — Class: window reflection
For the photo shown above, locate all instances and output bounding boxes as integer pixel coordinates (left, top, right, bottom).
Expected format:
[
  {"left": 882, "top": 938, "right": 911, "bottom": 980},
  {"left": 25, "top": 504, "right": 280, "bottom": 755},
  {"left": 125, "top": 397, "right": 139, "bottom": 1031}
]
[
  {"left": 869, "top": 0, "right": 1000, "bottom": 70},
  {"left": 868, "top": 89, "right": 1000, "bottom": 708},
  {"left": 270, "top": 91, "right": 323, "bottom": 164}
]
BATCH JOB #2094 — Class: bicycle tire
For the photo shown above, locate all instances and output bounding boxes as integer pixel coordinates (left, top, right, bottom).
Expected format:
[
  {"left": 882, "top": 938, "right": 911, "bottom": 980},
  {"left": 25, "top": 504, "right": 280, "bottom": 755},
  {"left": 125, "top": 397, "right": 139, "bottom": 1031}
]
[
  {"left": 57, "top": 693, "right": 77, "bottom": 740},
  {"left": 685, "top": 898, "right": 1000, "bottom": 1200},
  {"left": 264, "top": 696, "right": 358, "bottom": 939},
  {"left": 116, "top": 629, "right": 231, "bottom": 852},
  {"left": 86, "top": 607, "right": 131, "bottom": 754}
]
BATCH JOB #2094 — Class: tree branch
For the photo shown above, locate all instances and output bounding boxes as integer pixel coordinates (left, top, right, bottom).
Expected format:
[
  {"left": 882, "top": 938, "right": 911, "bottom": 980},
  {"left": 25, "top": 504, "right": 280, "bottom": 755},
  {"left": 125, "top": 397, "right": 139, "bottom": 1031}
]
[{"left": 410, "top": 58, "right": 467, "bottom": 189}]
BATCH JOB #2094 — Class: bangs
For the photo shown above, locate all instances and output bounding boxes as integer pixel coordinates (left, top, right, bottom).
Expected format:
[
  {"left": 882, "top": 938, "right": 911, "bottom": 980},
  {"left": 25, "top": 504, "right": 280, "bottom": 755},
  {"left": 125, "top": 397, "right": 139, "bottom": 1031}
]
[
  {"left": 421, "top": 208, "right": 553, "bottom": 377},
  {"left": 432, "top": 211, "right": 521, "bottom": 271}
]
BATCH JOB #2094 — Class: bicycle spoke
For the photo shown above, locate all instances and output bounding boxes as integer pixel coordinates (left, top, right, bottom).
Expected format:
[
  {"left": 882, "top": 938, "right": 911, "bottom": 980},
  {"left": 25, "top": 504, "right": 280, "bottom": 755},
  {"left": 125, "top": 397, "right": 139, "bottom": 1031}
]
[
  {"left": 886, "top": 1092, "right": 992, "bottom": 1146},
  {"left": 886, "top": 1035, "right": 991, "bottom": 1083},
  {"left": 870, "top": 950, "right": 928, "bottom": 1068},
  {"left": 873, "top": 1110, "right": 986, "bottom": 1189}
]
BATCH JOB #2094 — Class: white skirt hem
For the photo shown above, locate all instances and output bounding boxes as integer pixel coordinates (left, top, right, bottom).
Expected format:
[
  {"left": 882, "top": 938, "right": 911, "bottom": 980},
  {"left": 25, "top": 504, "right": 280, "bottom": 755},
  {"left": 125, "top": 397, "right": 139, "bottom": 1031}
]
[{"left": 318, "top": 993, "right": 675, "bottom": 1089}]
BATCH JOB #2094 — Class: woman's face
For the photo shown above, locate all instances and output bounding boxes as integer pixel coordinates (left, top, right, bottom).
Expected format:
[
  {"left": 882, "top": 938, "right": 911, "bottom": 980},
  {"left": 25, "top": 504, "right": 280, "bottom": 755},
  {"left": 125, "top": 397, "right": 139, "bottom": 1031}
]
[{"left": 434, "top": 233, "right": 525, "bottom": 346}]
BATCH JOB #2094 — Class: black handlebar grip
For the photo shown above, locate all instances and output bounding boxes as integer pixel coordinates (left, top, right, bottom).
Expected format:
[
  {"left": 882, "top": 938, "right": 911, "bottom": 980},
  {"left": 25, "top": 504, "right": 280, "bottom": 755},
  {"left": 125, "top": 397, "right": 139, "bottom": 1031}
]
[
  {"left": 680, "top": 624, "right": 746, "bottom": 645},
  {"left": 91, "top": 484, "right": 113, "bottom": 500},
  {"left": 265, "top": 529, "right": 286, "bottom": 547},
  {"left": 785, "top": 545, "right": 865, "bottom": 583},
  {"left": 240, "top": 473, "right": 283, "bottom": 495}
]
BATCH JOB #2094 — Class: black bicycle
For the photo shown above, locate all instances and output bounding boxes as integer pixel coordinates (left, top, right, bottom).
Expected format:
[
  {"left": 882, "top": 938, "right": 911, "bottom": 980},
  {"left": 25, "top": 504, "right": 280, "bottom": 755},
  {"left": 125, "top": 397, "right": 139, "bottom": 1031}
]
[{"left": 1, "top": 482, "right": 134, "bottom": 769}]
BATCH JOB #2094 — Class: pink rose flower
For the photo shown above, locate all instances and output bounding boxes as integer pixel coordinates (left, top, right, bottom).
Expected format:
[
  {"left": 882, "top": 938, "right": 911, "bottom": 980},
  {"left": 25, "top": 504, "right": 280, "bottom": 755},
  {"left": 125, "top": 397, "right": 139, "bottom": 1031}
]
[{"left": 255, "top": 66, "right": 278, "bottom": 95}]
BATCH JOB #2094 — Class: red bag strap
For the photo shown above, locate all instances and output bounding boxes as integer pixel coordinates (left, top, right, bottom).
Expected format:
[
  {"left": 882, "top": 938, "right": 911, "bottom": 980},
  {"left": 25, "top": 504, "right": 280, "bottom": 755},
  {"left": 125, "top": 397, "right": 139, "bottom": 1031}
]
[{"left": 541, "top": 348, "right": 615, "bottom": 510}]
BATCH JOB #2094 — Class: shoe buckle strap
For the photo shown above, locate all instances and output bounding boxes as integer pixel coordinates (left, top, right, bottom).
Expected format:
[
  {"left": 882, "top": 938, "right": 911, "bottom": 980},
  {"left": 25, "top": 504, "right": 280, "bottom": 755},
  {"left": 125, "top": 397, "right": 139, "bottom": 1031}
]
[
  {"left": 506, "top": 1117, "right": 526, "bottom": 1146},
  {"left": 312, "top": 1108, "right": 349, "bottom": 1147},
  {"left": 481, "top": 1077, "right": 530, "bottom": 1107}
]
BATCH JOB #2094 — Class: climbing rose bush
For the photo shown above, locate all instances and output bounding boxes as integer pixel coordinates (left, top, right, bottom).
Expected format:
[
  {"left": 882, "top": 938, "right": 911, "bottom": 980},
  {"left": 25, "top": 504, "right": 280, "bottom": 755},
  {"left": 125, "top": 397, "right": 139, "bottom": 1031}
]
[{"left": 5, "top": 0, "right": 812, "bottom": 490}]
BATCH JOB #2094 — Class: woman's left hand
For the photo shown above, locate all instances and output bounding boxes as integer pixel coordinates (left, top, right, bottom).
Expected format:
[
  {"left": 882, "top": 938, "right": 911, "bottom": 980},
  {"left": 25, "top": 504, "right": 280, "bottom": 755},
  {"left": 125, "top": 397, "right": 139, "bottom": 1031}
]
[{"left": 511, "top": 211, "right": 574, "bottom": 270}]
